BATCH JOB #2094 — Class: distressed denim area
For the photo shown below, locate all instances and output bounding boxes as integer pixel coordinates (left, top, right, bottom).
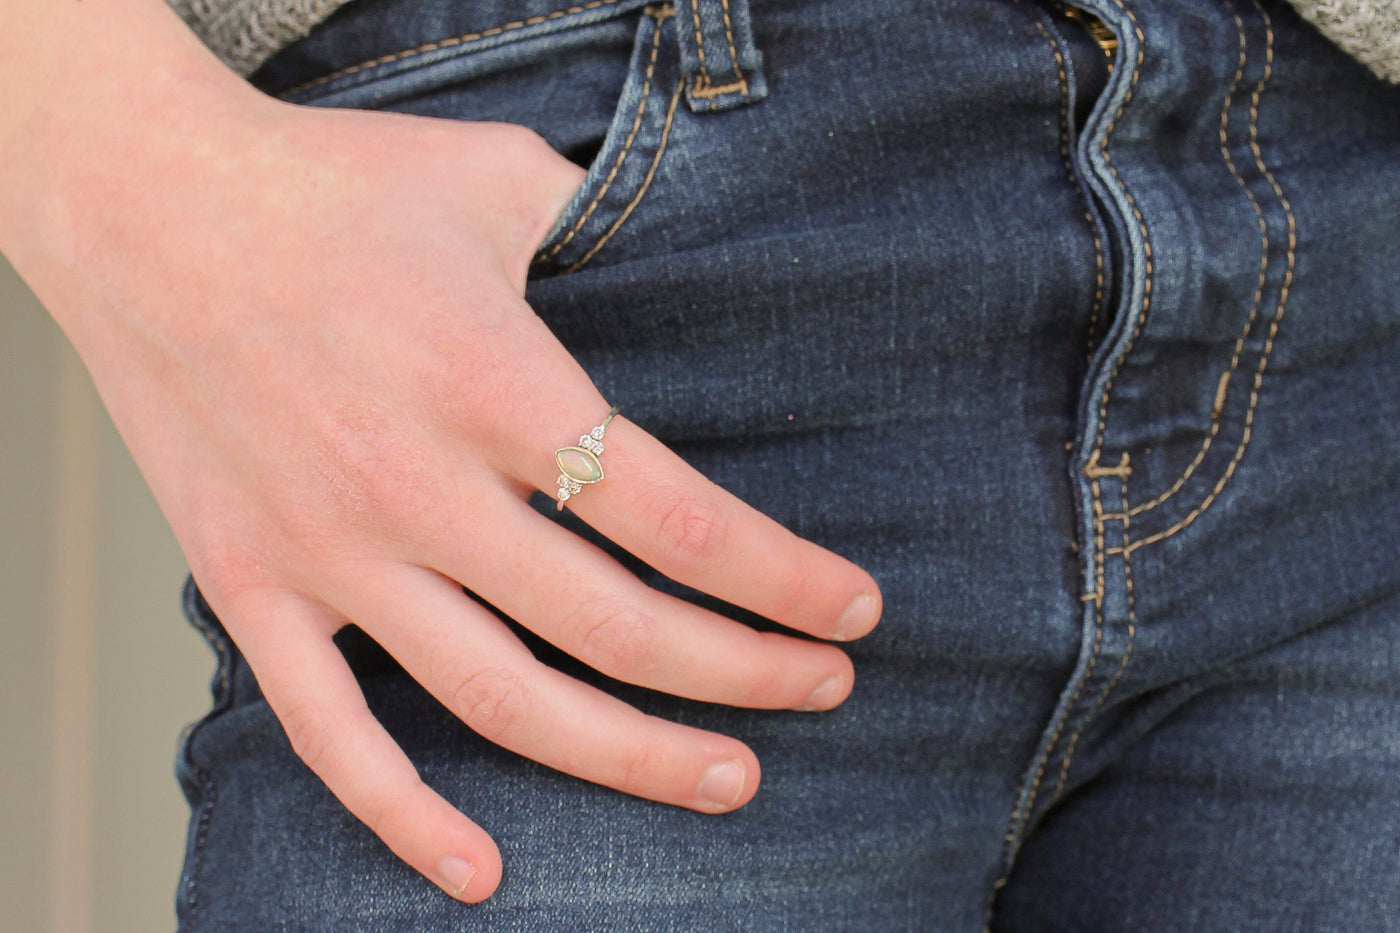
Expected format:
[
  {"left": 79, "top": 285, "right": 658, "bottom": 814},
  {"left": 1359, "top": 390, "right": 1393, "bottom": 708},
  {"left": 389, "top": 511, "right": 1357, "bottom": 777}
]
[{"left": 177, "top": 0, "right": 1400, "bottom": 929}]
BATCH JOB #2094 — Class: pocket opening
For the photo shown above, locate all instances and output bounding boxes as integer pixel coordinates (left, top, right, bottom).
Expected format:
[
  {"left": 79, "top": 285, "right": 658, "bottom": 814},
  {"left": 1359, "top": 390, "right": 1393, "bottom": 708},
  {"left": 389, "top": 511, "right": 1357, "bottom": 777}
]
[{"left": 530, "top": 3, "right": 682, "bottom": 276}]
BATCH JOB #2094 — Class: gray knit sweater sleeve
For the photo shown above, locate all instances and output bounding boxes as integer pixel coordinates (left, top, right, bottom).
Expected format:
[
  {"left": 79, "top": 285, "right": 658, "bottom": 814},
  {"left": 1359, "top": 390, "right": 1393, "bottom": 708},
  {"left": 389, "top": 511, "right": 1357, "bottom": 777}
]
[
  {"left": 170, "top": 0, "right": 1399, "bottom": 83},
  {"left": 167, "top": 0, "right": 356, "bottom": 77},
  {"left": 1289, "top": 0, "right": 1400, "bottom": 81}
]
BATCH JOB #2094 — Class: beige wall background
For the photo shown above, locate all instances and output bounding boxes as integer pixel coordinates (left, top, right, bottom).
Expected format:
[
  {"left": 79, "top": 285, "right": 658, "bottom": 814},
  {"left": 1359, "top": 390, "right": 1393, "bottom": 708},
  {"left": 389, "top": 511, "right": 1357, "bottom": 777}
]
[{"left": 1, "top": 253, "right": 213, "bottom": 933}]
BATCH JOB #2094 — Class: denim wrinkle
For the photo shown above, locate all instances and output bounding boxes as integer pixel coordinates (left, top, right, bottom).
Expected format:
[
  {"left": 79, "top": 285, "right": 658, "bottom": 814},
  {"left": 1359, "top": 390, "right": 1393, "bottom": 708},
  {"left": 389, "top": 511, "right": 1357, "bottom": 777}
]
[{"left": 176, "top": 0, "right": 1400, "bottom": 929}]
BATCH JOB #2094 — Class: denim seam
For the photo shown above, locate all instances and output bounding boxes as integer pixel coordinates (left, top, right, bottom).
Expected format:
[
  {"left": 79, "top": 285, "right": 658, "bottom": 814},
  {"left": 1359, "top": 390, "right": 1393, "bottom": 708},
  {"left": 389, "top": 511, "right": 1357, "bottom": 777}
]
[
  {"left": 564, "top": 77, "right": 684, "bottom": 272},
  {"left": 537, "top": 5, "right": 669, "bottom": 263},
  {"left": 1050, "top": 461, "right": 1138, "bottom": 804},
  {"left": 282, "top": 0, "right": 636, "bottom": 97},
  {"left": 988, "top": 1, "right": 1143, "bottom": 889},
  {"left": 995, "top": 455, "right": 1126, "bottom": 854},
  {"left": 1126, "top": 0, "right": 1284, "bottom": 522},
  {"left": 687, "top": 0, "right": 710, "bottom": 85},
  {"left": 1052, "top": 0, "right": 1147, "bottom": 804},
  {"left": 1088, "top": 0, "right": 1151, "bottom": 468},
  {"left": 986, "top": 5, "right": 1137, "bottom": 919},
  {"left": 1024, "top": 5, "right": 1108, "bottom": 790},
  {"left": 178, "top": 581, "right": 233, "bottom": 927},
  {"left": 1038, "top": 2, "right": 1108, "bottom": 361},
  {"left": 689, "top": 78, "right": 748, "bottom": 98},
  {"left": 1122, "top": 5, "right": 1256, "bottom": 515},
  {"left": 988, "top": 449, "right": 1134, "bottom": 930},
  {"left": 183, "top": 782, "right": 217, "bottom": 926},
  {"left": 1113, "top": 0, "right": 1298, "bottom": 553},
  {"left": 718, "top": 0, "right": 746, "bottom": 85},
  {"left": 1001, "top": 474, "right": 1107, "bottom": 844},
  {"left": 686, "top": 0, "right": 750, "bottom": 99}
]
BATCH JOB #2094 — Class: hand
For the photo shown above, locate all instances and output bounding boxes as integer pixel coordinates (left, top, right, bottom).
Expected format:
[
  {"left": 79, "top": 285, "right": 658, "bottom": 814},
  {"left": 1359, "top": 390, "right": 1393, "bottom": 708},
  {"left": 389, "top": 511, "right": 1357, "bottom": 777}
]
[{"left": 10, "top": 89, "right": 881, "bottom": 901}]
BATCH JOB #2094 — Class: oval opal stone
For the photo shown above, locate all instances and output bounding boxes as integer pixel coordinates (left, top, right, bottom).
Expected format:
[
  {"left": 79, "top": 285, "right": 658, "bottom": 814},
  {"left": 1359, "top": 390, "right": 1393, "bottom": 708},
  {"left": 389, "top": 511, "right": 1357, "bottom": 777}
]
[{"left": 556, "top": 447, "right": 604, "bottom": 484}]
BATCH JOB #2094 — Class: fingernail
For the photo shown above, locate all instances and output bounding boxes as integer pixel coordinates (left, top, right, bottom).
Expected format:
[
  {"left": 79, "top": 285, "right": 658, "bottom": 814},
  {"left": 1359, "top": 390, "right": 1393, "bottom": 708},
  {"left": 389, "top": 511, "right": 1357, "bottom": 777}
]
[
  {"left": 696, "top": 758, "right": 746, "bottom": 810},
  {"left": 437, "top": 855, "right": 477, "bottom": 898},
  {"left": 834, "top": 593, "right": 879, "bottom": 640},
  {"left": 798, "top": 674, "right": 847, "bottom": 712}
]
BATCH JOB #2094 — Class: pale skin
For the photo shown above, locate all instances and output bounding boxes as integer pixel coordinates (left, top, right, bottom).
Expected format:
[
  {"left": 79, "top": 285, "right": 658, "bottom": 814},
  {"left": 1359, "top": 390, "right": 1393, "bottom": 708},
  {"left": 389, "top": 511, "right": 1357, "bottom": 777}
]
[{"left": 0, "top": 0, "right": 882, "bottom": 903}]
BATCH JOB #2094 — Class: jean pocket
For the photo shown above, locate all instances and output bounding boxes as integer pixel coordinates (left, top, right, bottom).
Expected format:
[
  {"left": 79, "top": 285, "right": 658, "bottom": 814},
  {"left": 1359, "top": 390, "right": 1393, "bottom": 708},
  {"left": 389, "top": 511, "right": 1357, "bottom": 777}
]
[
  {"left": 274, "top": 0, "right": 681, "bottom": 277},
  {"left": 528, "top": 3, "right": 683, "bottom": 275}
]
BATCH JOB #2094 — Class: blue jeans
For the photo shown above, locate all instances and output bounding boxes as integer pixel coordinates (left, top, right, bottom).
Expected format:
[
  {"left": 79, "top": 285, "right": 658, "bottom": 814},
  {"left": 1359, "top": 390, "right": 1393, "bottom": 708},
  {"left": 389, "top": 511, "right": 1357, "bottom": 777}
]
[{"left": 176, "top": 0, "right": 1400, "bottom": 928}]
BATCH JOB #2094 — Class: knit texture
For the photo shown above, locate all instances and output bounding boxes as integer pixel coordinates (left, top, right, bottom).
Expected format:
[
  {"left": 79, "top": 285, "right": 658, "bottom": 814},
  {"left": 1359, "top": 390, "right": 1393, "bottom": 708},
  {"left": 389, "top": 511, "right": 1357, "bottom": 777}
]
[
  {"left": 168, "top": 0, "right": 356, "bottom": 76},
  {"left": 170, "top": 0, "right": 1399, "bottom": 82},
  {"left": 1289, "top": 0, "right": 1400, "bottom": 82}
]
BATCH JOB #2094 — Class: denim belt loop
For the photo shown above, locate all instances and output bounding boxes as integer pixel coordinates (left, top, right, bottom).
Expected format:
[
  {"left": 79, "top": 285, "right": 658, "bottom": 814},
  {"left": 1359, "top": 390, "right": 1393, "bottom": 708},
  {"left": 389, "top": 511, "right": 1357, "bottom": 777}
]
[{"left": 671, "top": 0, "right": 769, "bottom": 112}]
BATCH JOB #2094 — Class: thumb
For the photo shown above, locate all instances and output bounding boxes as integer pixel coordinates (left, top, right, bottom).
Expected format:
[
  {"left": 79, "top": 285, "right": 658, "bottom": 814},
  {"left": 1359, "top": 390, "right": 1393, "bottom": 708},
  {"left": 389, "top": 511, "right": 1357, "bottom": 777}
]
[{"left": 479, "top": 124, "right": 587, "bottom": 293}]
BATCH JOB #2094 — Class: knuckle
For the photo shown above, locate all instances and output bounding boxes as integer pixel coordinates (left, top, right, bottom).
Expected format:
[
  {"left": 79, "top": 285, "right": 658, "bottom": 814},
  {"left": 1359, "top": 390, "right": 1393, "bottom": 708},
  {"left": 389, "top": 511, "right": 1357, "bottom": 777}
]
[
  {"left": 447, "top": 667, "right": 533, "bottom": 740},
  {"left": 651, "top": 494, "right": 729, "bottom": 570},
  {"left": 312, "top": 401, "right": 441, "bottom": 530},
  {"left": 488, "top": 123, "right": 579, "bottom": 198},
  {"left": 183, "top": 513, "right": 291, "bottom": 606},
  {"left": 618, "top": 738, "right": 659, "bottom": 798},
  {"left": 194, "top": 544, "right": 270, "bottom": 607},
  {"left": 772, "top": 545, "right": 818, "bottom": 622},
  {"left": 743, "top": 633, "right": 799, "bottom": 705},
  {"left": 573, "top": 600, "right": 658, "bottom": 677},
  {"left": 354, "top": 453, "right": 438, "bottom": 526},
  {"left": 281, "top": 705, "right": 335, "bottom": 774},
  {"left": 359, "top": 791, "right": 414, "bottom": 842},
  {"left": 490, "top": 120, "right": 552, "bottom": 159}
]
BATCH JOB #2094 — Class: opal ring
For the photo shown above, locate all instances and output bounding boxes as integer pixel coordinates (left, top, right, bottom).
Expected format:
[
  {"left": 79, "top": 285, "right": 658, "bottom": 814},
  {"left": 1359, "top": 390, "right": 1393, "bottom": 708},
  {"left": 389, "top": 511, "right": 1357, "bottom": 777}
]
[{"left": 555, "top": 406, "right": 620, "bottom": 510}]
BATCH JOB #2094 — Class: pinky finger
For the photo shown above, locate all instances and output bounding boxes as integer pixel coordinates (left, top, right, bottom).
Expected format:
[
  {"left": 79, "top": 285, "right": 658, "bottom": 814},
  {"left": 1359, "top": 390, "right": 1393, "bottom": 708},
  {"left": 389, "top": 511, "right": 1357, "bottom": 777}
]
[{"left": 232, "top": 593, "right": 502, "bottom": 902}]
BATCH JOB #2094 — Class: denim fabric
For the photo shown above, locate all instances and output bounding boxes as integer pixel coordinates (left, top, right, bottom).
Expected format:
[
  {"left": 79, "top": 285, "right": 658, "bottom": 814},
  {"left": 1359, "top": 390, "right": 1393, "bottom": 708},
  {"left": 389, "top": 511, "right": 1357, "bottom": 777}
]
[{"left": 177, "top": 0, "right": 1400, "bottom": 929}]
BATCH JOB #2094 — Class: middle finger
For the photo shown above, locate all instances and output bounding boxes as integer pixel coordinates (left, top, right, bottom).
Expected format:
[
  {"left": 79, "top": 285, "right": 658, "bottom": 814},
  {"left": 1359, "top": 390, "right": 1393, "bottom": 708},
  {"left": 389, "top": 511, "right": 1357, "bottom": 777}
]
[{"left": 433, "top": 490, "right": 854, "bottom": 712}]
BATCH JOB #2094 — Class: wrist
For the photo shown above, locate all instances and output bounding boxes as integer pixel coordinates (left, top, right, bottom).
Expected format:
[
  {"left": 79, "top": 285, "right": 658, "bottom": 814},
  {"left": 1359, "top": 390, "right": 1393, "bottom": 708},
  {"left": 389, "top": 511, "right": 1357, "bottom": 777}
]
[{"left": 0, "top": 0, "right": 275, "bottom": 264}]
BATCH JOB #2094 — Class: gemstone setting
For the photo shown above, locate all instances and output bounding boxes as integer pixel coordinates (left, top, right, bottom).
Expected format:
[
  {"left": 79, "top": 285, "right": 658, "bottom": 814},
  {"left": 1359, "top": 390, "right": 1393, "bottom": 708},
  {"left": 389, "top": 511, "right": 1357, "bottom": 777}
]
[
  {"left": 554, "top": 406, "right": 620, "bottom": 510},
  {"left": 556, "top": 446, "right": 604, "bottom": 484}
]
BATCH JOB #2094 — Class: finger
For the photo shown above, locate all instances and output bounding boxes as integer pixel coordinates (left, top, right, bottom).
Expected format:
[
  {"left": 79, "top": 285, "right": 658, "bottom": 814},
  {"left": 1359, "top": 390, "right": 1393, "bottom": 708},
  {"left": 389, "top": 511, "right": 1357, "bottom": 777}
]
[
  {"left": 339, "top": 563, "right": 763, "bottom": 814},
  {"left": 230, "top": 590, "right": 503, "bottom": 903},
  {"left": 519, "top": 414, "right": 882, "bottom": 642},
  {"left": 430, "top": 489, "right": 855, "bottom": 711}
]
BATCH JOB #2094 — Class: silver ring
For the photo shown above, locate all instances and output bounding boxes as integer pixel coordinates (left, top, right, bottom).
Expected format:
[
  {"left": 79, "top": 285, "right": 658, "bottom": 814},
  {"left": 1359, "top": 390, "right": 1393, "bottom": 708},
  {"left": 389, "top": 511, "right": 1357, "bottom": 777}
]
[{"left": 555, "top": 407, "right": 620, "bottom": 510}]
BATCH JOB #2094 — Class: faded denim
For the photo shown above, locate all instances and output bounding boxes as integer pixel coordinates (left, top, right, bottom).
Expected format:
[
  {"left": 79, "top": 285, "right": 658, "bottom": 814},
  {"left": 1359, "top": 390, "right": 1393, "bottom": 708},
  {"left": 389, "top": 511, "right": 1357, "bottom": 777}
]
[{"left": 176, "top": 0, "right": 1400, "bottom": 929}]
